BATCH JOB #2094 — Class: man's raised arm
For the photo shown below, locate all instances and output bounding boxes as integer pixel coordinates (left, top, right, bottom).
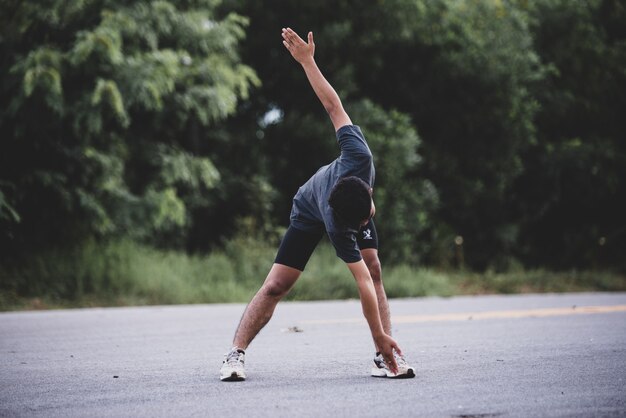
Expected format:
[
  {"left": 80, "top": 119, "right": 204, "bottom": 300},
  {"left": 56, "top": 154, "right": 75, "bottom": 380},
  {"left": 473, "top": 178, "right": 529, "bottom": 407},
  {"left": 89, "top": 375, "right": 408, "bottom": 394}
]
[{"left": 281, "top": 27, "right": 351, "bottom": 131}]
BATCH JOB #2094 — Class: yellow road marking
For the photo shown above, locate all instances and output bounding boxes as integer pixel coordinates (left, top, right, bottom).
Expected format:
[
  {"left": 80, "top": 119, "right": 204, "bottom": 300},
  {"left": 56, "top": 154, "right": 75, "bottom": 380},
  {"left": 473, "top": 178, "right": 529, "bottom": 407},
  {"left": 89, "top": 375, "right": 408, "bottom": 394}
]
[{"left": 300, "top": 304, "right": 626, "bottom": 325}]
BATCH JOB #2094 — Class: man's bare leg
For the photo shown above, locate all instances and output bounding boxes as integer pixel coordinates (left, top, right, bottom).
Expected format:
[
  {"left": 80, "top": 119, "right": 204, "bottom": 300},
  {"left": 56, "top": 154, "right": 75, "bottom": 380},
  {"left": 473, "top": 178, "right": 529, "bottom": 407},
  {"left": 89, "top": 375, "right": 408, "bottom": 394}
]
[
  {"left": 232, "top": 263, "right": 302, "bottom": 349},
  {"left": 361, "top": 248, "right": 391, "bottom": 340}
]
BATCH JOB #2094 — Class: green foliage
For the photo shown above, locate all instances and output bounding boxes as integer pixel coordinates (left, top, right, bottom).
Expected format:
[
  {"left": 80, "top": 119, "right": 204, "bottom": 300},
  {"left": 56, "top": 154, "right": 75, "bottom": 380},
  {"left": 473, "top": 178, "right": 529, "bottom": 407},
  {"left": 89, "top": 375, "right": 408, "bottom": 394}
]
[
  {"left": 2, "top": 238, "right": 624, "bottom": 311},
  {"left": 512, "top": 0, "right": 626, "bottom": 269},
  {"left": 0, "top": 0, "right": 259, "bottom": 251},
  {"left": 225, "top": 0, "right": 624, "bottom": 270},
  {"left": 0, "top": 239, "right": 259, "bottom": 307},
  {"left": 352, "top": 0, "right": 542, "bottom": 268},
  {"left": 91, "top": 79, "right": 129, "bottom": 126},
  {"left": 0, "top": 182, "right": 21, "bottom": 224},
  {"left": 349, "top": 100, "right": 439, "bottom": 264},
  {"left": 1, "top": 0, "right": 625, "bottom": 293}
]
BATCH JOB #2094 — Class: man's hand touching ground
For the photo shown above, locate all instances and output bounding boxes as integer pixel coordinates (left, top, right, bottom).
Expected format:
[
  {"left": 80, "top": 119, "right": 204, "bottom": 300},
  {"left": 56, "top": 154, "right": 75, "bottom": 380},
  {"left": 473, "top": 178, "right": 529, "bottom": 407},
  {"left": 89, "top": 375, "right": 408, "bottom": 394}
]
[
  {"left": 282, "top": 27, "right": 315, "bottom": 64},
  {"left": 375, "top": 334, "right": 402, "bottom": 374}
]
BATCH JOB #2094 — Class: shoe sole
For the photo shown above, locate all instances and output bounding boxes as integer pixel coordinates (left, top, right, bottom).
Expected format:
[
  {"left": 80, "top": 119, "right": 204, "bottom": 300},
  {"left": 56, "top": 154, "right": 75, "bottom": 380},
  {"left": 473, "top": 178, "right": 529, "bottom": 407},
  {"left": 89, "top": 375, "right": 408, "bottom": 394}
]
[
  {"left": 371, "top": 367, "right": 415, "bottom": 379},
  {"left": 220, "top": 372, "right": 246, "bottom": 382}
]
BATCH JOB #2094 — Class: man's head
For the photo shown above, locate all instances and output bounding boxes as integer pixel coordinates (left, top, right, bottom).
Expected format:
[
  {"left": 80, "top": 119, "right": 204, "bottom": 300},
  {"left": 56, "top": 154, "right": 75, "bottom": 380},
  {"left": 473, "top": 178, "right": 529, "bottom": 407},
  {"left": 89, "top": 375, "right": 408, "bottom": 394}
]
[{"left": 328, "top": 176, "right": 375, "bottom": 229}]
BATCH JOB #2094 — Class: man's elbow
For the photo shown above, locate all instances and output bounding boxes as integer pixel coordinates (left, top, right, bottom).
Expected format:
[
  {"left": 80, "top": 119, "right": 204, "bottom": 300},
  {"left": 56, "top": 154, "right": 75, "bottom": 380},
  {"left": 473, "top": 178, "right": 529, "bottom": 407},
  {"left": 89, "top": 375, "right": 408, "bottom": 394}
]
[
  {"left": 325, "top": 102, "right": 340, "bottom": 118},
  {"left": 326, "top": 104, "right": 352, "bottom": 130}
]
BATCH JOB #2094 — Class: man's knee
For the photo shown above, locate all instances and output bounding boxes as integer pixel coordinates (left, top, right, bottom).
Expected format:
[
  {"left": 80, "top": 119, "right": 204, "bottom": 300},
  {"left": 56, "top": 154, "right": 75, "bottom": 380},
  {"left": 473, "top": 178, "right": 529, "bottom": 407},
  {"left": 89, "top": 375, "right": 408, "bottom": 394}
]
[
  {"left": 362, "top": 251, "right": 382, "bottom": 283},
  {"left": 368, "top": 259, "right": 382, "bottom": 283},
  {"left": 262, "top": 279, "right": 292, "bottom": 298},
  {"left": 261, "top": 264, "right": 301, "bottom": 298}
]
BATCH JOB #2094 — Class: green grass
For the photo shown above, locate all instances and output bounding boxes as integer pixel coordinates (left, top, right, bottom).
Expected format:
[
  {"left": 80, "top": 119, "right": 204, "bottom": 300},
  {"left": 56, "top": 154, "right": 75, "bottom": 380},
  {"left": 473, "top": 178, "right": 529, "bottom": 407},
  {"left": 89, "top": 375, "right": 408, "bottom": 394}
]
[{"left": 1, "top": 239, "right": 625, "bottom": 311}]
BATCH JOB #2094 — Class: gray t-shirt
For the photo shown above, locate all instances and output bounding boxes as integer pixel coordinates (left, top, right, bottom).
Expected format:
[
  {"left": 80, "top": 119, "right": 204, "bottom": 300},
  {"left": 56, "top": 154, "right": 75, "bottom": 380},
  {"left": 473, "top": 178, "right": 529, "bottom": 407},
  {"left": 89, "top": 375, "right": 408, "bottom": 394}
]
[{"left": 290, "top": 125, "right": 375, "bottom": 263}]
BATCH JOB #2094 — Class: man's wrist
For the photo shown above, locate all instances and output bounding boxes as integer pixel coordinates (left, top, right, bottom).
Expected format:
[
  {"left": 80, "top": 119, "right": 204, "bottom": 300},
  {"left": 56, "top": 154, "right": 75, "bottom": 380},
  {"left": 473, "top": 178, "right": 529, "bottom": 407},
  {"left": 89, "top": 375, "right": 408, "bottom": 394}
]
[
  {"left": 371, "top": 329, "right": 386, "bottom": 339},
  {"left": 299, "top": 57, "right": 315, "bottom": 68}
]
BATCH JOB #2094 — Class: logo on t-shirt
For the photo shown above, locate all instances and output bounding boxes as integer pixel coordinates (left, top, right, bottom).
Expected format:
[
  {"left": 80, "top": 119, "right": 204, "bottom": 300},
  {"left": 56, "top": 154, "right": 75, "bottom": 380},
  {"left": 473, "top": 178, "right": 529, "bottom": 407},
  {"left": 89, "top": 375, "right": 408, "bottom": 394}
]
[{"left": 363, "top": 229, "right": 372, "bottom": 240}]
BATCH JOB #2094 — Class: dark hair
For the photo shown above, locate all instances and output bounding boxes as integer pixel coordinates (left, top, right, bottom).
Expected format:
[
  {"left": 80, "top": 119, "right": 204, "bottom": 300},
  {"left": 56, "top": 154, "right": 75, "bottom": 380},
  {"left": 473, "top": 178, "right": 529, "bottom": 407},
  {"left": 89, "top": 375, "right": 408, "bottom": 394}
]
[{"left": 328, "top": 176, "right": 371, "bottom": 229}]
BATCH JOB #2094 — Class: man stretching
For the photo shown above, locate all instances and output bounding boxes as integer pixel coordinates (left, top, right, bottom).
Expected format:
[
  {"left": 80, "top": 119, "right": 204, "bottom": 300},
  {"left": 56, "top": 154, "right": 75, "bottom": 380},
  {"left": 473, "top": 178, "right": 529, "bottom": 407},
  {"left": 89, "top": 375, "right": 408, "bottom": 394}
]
[{"left": 220, "top": 27, "right": 415, "bottom": 381}]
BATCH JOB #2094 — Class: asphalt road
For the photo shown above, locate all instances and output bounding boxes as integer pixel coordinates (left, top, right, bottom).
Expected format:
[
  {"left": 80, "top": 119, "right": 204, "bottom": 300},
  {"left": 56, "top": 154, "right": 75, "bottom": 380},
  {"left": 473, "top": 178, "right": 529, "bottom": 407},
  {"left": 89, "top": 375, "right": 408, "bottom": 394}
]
[{"left": 1, "top": 292, "right": 625, "bottom": 417}]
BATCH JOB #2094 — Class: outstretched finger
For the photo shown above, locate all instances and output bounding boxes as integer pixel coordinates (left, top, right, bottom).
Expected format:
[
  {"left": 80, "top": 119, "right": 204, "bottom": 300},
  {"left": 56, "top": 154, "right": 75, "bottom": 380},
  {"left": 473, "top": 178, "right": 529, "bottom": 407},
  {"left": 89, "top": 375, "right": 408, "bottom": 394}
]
[
  {"left": 387, "top": 354, "right": 399, "bottom": 374},
  {"left": 308, "top": 31, "right": 314, "bottom": 45},
  {"left": 286, "top": 27, "right": 304, "bottom": 44},
  {"left": 393, "top": 344, "right": 403, "bottom": 357},
  {"left": 282, "top": 40, "right": 292, "bottom": 51}
]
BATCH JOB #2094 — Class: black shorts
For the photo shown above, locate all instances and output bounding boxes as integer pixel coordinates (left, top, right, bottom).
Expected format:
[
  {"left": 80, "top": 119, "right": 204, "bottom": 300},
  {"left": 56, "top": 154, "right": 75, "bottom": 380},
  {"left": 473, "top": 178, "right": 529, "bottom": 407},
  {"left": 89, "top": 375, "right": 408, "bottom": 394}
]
[{"left": 274, "top": 219, "right": 378, "bottom": 271}]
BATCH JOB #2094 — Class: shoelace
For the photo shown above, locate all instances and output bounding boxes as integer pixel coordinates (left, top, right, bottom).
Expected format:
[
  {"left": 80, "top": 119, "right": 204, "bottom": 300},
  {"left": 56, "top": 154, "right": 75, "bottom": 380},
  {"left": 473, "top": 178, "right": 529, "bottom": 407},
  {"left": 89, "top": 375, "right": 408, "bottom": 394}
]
[
  {"left": 394, "top": 353, "right": 408, "bottom": 366},
  {"left": 377, "top": 353, "right": 408, "bottom": 368},
  {"left": 225, "top": 350, "right": 243, "bottom": 366}
]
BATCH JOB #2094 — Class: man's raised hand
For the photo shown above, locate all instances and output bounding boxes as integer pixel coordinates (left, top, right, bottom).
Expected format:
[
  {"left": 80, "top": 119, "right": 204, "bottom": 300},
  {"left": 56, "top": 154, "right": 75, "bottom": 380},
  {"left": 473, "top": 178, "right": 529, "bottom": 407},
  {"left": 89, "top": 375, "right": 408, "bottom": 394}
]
[
  {"left": 282, "top": 27, "right": 315, "bottom": 64},
  {"left": 281, "top": 26, "right": 351, "bottom": 130}
]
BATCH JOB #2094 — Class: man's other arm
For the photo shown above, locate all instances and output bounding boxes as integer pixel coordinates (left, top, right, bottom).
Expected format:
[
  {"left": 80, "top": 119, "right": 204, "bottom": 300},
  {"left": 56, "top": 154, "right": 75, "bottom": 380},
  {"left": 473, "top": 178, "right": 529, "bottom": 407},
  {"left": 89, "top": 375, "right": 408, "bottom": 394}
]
[
  {"left": 347, "top": 259, "right": 401, "bottom": 374},
  {"left": 281, "top": 27, "right": 351, "bottom": 131}
]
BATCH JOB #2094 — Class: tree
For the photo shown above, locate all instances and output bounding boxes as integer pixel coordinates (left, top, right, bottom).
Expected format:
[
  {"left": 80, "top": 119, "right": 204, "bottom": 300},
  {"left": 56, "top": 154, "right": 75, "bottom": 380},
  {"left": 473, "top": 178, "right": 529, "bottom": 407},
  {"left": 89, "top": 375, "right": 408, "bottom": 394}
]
[
  {"left": 225, "top": 0, "right": 542, "bottom": 268},
  {"left": 0, "top": 0, "right": 259, "bottom": 254},
  {"left": 349, "top": 100, "right": 439, "bottom": 265},
  {"left": 513, "top": 0, "right": 626, "bottom": 269},
  {"left": 351, "top": 0, "right": 543, "bottom": 269},
  {"left": 219, "top": 0, "right": 441, "bottom": 264}
]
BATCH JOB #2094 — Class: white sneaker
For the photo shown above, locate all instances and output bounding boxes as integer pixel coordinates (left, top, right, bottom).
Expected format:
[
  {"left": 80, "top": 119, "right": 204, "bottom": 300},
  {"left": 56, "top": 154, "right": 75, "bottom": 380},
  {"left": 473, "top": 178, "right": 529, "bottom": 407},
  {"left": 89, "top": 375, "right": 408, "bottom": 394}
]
[
  {"left": 220, "top": 348, "right": 246, "bottom": 381},
  {"left": 371, "top": 351, "right": 415, "bottom": 378}
]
